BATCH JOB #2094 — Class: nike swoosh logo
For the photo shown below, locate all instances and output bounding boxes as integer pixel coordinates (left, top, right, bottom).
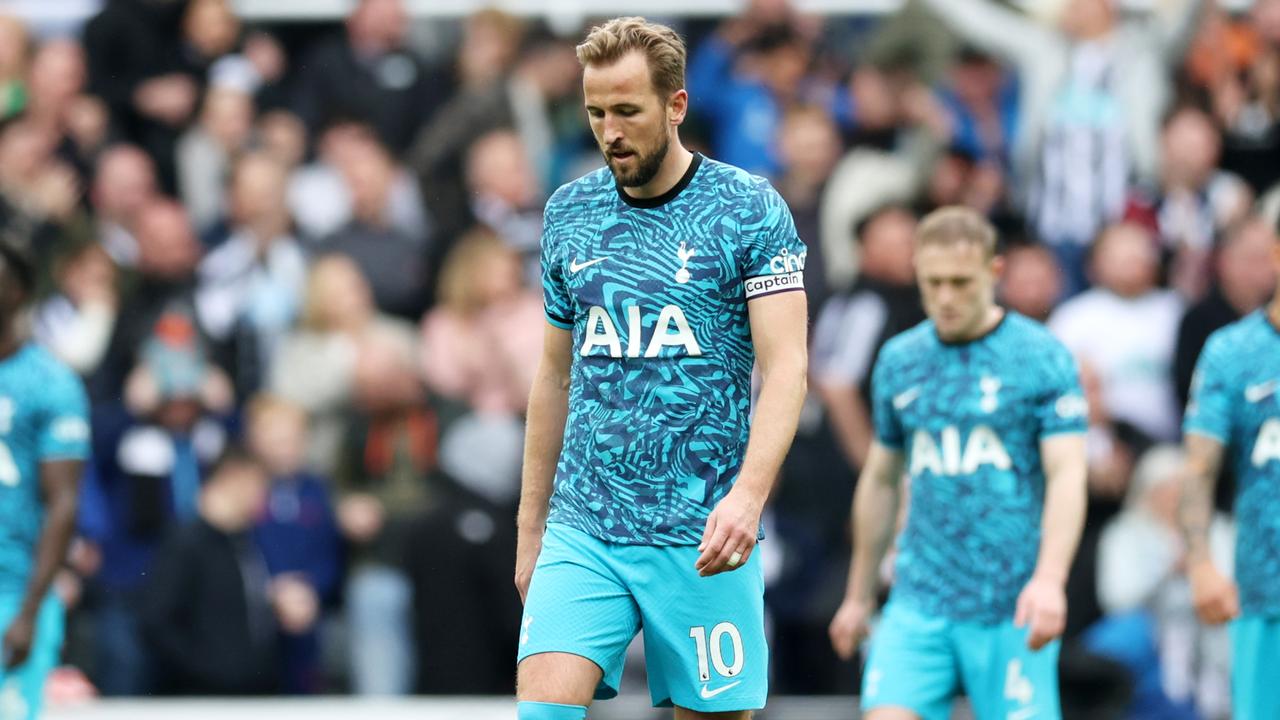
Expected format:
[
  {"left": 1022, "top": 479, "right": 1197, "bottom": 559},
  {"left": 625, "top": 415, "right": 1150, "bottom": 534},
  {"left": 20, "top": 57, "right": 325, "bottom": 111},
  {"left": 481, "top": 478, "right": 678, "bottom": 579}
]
[
  {"left": 1007, "top": 707, "right": 1040, "bottom": 720},
  {"left": 1245, "top": 380, "right": 1277, "bottom": 403},
  {"left": 569, "top": 256, "right": 609, "bottom": 273},
  {"left": 699, "top": 680, "right": 742, "bottom": 699},
  {"left": 893, "top": 387, "right": 920, "bottom": 410}
]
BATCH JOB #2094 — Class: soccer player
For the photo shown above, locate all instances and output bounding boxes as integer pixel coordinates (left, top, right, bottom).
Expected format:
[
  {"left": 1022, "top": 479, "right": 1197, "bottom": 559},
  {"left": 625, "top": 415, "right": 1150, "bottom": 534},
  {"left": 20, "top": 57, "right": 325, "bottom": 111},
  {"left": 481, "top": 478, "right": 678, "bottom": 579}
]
[
  {"left": 514, "top": 17, "right": 808, "bottom": 720},
  {"left": 828, "top": 207, "right": 1089, "bottom": 720},
  {"left": 0, "top": 239, "right": 88, "bottom": 719},
  {"left": 1180, "top": 224, "right": 1280, "bottom": 718}
]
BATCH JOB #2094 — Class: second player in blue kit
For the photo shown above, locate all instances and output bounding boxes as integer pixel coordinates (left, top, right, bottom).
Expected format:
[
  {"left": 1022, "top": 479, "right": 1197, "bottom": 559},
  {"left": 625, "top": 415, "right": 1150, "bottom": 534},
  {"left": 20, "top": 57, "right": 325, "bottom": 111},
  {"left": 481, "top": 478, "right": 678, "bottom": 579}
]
[
  {"left": 0, "top": 240, "right": 89, "bottom": 720},
  {"left": 513, "top": 16, "right": 809, "bottom": 720},
  {"left": 1180, "top": 225, "right": 1280, "bottom": 720},
  {"left": 829, "top": 208, "right": 1090, "bottom": 720}
]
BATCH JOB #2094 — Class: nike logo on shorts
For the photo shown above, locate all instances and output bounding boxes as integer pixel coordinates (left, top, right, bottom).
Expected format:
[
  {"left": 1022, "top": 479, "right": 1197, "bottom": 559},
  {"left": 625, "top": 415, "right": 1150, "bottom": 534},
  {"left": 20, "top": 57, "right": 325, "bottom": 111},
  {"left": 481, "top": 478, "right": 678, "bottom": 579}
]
[{"left": 699, "top": 680, "right": 741, "bottom": 699}]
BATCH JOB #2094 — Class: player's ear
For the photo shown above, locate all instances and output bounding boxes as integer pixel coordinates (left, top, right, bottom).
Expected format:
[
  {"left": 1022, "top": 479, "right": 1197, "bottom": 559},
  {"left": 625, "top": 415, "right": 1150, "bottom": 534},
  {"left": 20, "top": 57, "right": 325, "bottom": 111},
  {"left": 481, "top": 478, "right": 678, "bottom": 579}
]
[
  {"left": 667, "top": 89, "right": 688, "bottom": 126},
  {"left": 989, "top": 253, "right": 1006, "bottom": 282}
]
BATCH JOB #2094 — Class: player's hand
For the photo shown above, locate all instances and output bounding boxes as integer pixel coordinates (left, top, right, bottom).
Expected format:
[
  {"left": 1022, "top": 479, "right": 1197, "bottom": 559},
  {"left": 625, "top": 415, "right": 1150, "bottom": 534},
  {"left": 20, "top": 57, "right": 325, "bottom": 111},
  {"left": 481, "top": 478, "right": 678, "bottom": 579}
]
[
  {"left": 2, "top": 610, "right": 35, "bottom": 670},
  {"left": 696, "top": 487, "right": 763, "bottom": 577},
  {"left": 828, "top": 597, "right": 873, "bottom": 661},
  {"left": 1014, "top": 574, "right": 1067, "bottom": 651},
  {"left": 1188, "top": 559, "right": 1239, "bottom": 625},
  {"left": 514, "top": 528, "right": 543, "bottom": 604}
]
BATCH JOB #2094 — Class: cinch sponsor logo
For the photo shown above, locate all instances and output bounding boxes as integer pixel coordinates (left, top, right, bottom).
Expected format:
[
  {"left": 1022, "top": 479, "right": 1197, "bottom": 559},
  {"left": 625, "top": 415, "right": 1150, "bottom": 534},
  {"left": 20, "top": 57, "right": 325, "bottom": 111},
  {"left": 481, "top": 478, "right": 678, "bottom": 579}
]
[
  {"left": 743, "top": 271, "right": 803, "bottom": 299},
  {"left": 579, "top": 305, "right": 702, "bottom": 358},
  {"left": 768, "top": 248, "right": 806, "bottom": 274}
]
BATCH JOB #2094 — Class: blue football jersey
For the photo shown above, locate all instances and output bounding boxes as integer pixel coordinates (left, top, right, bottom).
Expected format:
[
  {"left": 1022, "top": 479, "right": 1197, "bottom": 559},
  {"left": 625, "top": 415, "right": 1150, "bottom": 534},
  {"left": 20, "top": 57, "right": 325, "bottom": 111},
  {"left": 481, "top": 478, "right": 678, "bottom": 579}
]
[
  {"left": 541, "top": 153, "right": 806, "bottom": 545},
  {"left": 0, "top": 344, "right": 90, "bottom": 593},
  {"left": 1184, "top": 310, "right": 1280, "bottom": 617},
  {"left": 871, "top": 313, "right": 1087, "bottom": 623}
]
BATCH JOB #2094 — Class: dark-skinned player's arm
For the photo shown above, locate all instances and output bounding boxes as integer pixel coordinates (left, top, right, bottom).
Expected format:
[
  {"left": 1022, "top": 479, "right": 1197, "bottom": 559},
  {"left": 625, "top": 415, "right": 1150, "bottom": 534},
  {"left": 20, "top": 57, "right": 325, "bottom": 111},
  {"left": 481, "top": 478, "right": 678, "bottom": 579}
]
[
  {"left": 828, "top": 441, "right": 905, "bottom": 660},
  {"left": 3, "top": 458, "right": 80, "bottom": 669},
  {"left": 1015, "top": 433, "right": 1087, "bottom": 650},
  {"left": 695, "top": 290, "right": 807, "bottom": 577},
  {"left": 515, "top": 323, "right": 573, "bottom": 603}
]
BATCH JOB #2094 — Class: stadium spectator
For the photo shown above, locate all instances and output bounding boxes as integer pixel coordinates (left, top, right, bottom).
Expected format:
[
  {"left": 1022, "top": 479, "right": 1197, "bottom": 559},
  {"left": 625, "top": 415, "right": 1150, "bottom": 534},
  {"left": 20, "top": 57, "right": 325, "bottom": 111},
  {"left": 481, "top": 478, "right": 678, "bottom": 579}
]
[
  {"left": 998, "top": 243, "right": 1064, "bottom": 323},
  {"left": 1206, "top": 0, "right": 1280, "bottom": 193},
  {"left": 24, "top": 38, "right": 109, "bottom": 181},
  {"left": 289, "top": 121, "right": 429, "bottom": 245},
  {"left": 1097, "top": 445, "right": 1233, "bottom": 719},
  {"left": 33, "top": 241, "right": 118, "bottom": 377},
  {"left": 84, "top": 311, "right": 232, "bottom": 696},
  {"left": 335, "top": 330, "right": 439, "bottom": 696},
  {"left": 1173, "top": 216, "right": 1278, "bottom": 408},
  {"left": 291, "top": 0, "right": 445, "bottom": 154},
  {"left": 688, "top": 18, "right": 815, "bottom": 176},
  {"left": 269, "top": 255, "right": 416, "bottom": 475},
  {"left": 91, "top": 198, "right": 208, "bottom": 402},
  {"left": 775, "top": 104, "right": 842, "bottom": 314},
  {"left": 1050, "top": 222, "right": 1184, "bottom": 442},
  {"left": 811, "top": 205, "right": 922, "bottom": 472},
  {"left": 462, "top": 130, "right": 544, "bottom": 283},
  {"left": 0, "top": 119, "right": 86, "bottom": 273},
  {"left": 934, "top": 46, "right": 1020, "bottom": 167},
  {"left": 195, "top": 152, "right": 307, "bottom": 397},
  {"left": 321, "top": 135, "right": 430, "bottom": 319},
  {"left": 1126, "top": 105, "right": 1252, "bottom": 299},
  {"left": 922, "top": 0, "right": 1206, "bottom": 294},
  {"left": 0, "top": 14, "right": 29, "bottom": 121},
  {"left": 141, "top": 446, "right": 279, "bottom": 695},
  {"left": 246, "top": 395, "right": 342, "bottom": 695},
  {"left": 418, "top": 229, "right": 543, "bottom": 416},
  {"left": 177, "top": 83, "right": 256, "bottom": 236},
  {"left": 89, "top": 144, "right": 159, "bottom": 268},
  {"left": 410, "top": 25, "right": 578, "bottom": 235}
]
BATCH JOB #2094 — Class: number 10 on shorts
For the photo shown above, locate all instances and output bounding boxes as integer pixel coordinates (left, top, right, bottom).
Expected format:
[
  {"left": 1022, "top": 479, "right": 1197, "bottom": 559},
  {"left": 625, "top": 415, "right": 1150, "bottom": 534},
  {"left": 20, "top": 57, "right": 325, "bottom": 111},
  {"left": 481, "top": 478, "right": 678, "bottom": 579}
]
[{"left": 689, "top": 623, "right": 745, "bottom": 681}]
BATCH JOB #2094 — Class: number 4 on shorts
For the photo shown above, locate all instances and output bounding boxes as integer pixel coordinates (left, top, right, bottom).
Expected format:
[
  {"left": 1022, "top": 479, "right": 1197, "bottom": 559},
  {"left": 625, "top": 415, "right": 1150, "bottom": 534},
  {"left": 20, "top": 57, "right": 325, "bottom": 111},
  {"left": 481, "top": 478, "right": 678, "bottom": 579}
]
[{"left": 1005, "top": 659, "right": 1034, "bottom": 706}]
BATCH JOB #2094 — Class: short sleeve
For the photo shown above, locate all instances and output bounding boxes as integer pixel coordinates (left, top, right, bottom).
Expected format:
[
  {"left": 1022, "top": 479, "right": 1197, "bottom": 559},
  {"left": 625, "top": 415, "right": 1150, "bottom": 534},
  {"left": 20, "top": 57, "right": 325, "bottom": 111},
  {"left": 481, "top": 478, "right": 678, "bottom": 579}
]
[
  {"left": 1036, "top": 345, "right": 1088, "bottom": 439},
  {"left": 38, "top": 367, "right": 90, "bottom": 462},
  {"left": 1183, "top": 335, "right": 1232, "bottom": 443},
  {"left": 540, "top": 201, "right": 573, "bottom": 330},
  {"left": 740, "top": 182, "right": 807, "bottom": 301},
  {"left": 869, "top": 350, "right": 904, "bottom": 449}
]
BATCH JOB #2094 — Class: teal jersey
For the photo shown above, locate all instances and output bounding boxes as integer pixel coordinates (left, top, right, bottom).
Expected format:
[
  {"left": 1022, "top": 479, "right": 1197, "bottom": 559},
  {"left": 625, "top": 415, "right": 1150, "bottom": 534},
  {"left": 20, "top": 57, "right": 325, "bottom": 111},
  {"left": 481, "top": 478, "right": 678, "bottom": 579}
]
[
  {"left": 1184, "top": 310, "right": 1280, "bottom": 617},
  {"left": 541, "top": 154, "right": 806, "bottom": 545},
  {"left": 871, "top": 313, "right": 1087, "bottom": 623},
  {"left": 0, "top": 344, "right": 90, "bottom": 593}
]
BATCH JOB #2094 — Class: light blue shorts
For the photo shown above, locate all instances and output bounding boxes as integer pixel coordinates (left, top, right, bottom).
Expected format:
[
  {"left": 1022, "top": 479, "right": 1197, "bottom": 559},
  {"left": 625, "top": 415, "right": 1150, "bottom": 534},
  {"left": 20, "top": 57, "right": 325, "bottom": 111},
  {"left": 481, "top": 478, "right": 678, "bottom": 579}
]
[
  {"left": 0, "top": 593, "right": 64, "bottom": 720},
  {"left": 517, "top": 522, "right": 768, "bottom": 712},
  {"left": 1231, "top": 615, "right": 1280, "bottom": 720},
  {"left": 862, "top": 601, "right": 1060, "bottom": 720}
]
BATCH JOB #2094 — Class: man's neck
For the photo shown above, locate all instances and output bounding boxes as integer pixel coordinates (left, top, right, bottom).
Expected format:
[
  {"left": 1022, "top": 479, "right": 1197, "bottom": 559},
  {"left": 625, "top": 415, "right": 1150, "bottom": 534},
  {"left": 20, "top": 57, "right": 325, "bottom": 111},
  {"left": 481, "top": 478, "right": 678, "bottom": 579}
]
[
  {"left": 0, "top": 327, "right": 19, "bottom": 362},
  {"left": 620, "top": 142, "right": 694, "bottom": 201},
  {"left": 1269, "top": 295, "right": 1280, "bottom": 330}
]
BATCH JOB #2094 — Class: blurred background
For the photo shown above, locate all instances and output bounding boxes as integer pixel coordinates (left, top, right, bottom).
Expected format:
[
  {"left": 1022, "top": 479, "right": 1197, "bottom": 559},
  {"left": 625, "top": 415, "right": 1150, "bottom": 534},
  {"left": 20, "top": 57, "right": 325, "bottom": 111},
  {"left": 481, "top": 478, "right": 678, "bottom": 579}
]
[{"left": 0, "top": 0, "right": 1276, "bottom": 717}]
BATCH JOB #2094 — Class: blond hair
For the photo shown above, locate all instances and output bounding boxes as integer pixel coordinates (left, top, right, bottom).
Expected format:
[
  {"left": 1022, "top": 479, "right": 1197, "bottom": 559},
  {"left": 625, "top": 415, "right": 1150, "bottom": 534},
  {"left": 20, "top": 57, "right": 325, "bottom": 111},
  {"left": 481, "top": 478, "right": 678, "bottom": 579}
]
[
  {"left": 915, "top": 206, "right": 998, "bottom": 259},
  {"left": 245, "top": 393, "right": 307, "bottom": 433},
  {"left": 436, "top": 227, "right": 517, "bottom": 315},
  {"left": 575, "top": 16, "right": 686, "bottom": 98}
]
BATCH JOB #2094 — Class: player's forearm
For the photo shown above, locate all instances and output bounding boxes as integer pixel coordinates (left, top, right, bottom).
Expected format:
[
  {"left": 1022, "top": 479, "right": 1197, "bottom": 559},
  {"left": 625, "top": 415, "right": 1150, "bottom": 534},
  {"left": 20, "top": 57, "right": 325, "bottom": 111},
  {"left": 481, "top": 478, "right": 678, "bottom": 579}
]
[
  {"left": 847, "top": 468, "right": 900, "bottom": 603},
  {"left": 1034, "top": 459, "right": 1087, "bottom": 585},
  {"left": 20, "top": 487, "right": 77, "bottom": 618},
  {"left": 1178, "top": 438, "right": 1222, "bottom": 564},
  {"left": 733, "top": 354, "right": 807, "bottom": 501},
  {"left": 517, "top": 371, "right": 570, "bottom": 534}
]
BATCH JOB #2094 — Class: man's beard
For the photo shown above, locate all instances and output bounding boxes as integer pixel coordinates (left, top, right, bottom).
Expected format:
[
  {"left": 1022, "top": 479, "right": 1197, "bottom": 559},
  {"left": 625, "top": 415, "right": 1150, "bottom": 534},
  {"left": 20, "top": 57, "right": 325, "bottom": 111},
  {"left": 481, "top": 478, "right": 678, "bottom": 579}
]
[{"left": 605, "top": 133, "right": 670, "bottom": 188}]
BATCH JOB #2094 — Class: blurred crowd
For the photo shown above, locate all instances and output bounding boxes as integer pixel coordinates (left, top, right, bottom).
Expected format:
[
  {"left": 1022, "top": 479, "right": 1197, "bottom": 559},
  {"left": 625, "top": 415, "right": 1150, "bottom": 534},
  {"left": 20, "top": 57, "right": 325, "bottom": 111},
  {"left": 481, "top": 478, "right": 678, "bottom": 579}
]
[{"left": 1, "top": 0, "right": 1277, "bottom": 716}]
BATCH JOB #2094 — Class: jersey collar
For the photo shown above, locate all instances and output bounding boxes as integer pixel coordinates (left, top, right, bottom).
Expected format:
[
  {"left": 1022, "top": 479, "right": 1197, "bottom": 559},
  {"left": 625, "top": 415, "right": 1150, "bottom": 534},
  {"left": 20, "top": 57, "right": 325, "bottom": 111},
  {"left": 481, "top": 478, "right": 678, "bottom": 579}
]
[{"left": 616, "top": 153, "right": 703, "bottom": 209}]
